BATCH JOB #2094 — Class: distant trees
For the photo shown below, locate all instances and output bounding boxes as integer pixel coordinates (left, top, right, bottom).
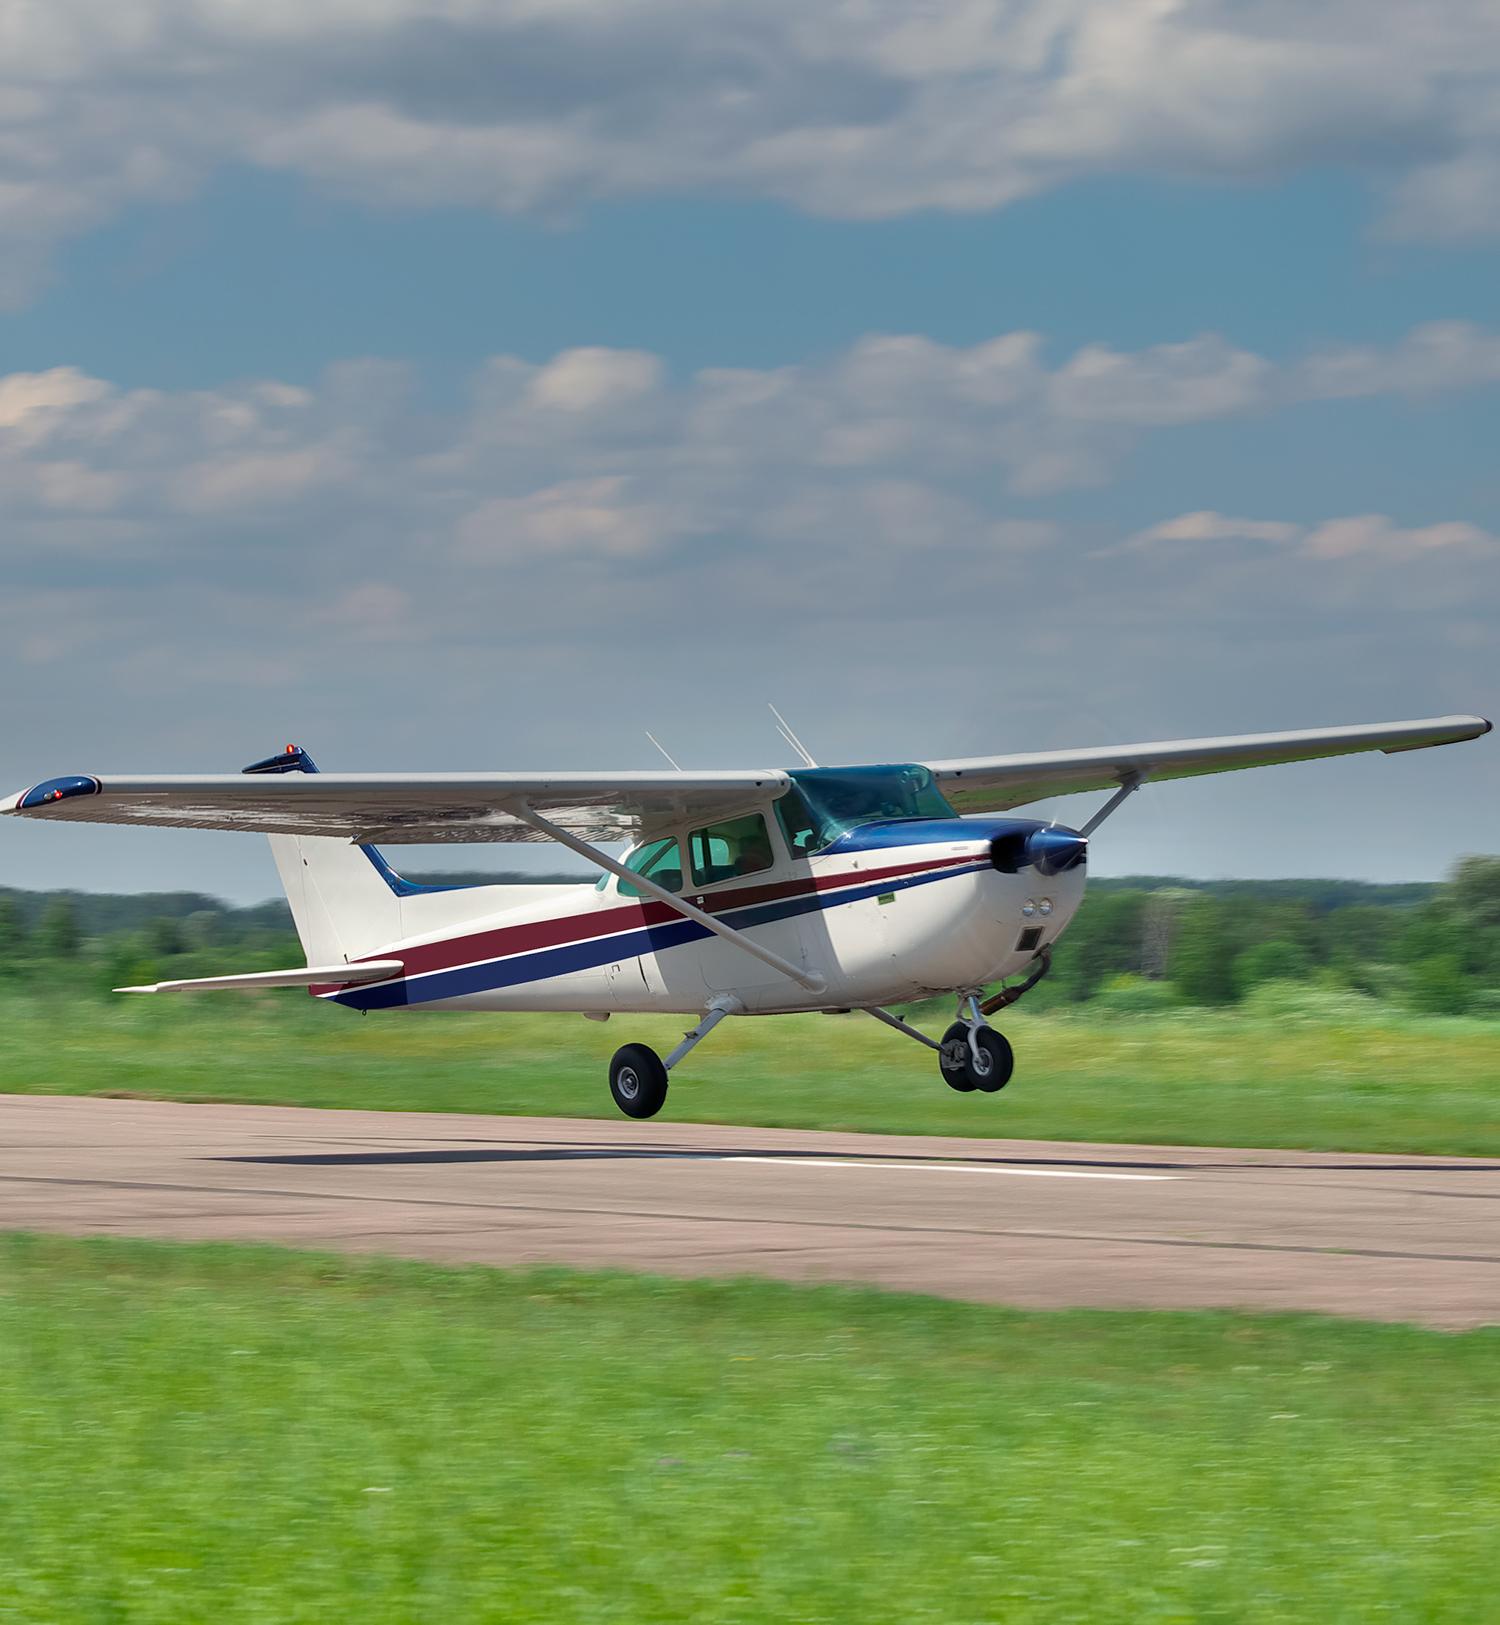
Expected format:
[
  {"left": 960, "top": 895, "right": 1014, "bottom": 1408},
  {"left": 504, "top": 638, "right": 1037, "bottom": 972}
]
[
  {"left": 1082, "top": 858, "right": 1499, "bottom": 1017},
  {"left": 1408, "top": 954, "right": 1470, "bottom": 1016},
  {"left": 1231, "top": 939, "right": 1313, "bottom": 998},
  {"left": 36, "top": 898, "right": 81, "bottom": 960},
  {"left": 0, "top": 896, "right": 24, "bottom": 967},
  {"left": 1168, "top": 899, "right": 1238, "bottom": 1006}
]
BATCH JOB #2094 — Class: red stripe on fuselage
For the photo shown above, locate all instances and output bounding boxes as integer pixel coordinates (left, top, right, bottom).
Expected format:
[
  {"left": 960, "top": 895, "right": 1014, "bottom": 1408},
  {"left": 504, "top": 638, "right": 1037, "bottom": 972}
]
[{"left": 335, "top": 848, "right": 988, "bottom": 987}]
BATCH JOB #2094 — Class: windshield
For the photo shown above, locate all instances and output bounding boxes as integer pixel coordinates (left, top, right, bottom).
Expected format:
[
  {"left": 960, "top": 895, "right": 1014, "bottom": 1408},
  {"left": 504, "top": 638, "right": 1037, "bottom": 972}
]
[{"left": 774, "top": 764, "right": 956, "bottom": 857}]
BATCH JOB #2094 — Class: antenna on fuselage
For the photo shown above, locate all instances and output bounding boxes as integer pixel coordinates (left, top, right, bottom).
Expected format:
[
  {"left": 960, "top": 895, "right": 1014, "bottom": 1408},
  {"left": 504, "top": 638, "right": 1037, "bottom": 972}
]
[
  {"left": 645, "top": 731, "right": 683, "bottom": 770},
  {"left": 768, "top": 703, "right": 819, "bottom": 769}
]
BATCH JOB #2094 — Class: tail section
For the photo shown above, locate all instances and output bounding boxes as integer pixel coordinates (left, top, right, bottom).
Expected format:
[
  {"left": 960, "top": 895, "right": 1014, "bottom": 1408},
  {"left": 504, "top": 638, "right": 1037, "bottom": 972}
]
[{"left": 245, "top": 747, "right": 402, "bottom": 964}]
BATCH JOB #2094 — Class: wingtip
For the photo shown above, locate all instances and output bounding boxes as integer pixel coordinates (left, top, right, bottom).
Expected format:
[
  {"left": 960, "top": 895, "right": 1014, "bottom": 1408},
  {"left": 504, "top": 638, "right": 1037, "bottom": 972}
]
[{"left": 114, "top": 984, "right": 159, "bottom": 995}]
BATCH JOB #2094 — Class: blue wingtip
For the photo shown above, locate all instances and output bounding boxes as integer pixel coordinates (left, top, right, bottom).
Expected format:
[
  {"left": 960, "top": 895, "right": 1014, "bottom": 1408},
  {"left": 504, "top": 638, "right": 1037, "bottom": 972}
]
[{"left": 17, "top": 775, "right": 100, "bottom": 809}]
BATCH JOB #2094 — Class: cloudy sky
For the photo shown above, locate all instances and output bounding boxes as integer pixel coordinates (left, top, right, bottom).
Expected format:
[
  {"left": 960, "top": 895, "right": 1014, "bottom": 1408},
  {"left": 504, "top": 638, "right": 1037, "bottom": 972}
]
[{"left": 2, "top": 0, "right": 1497, "bottom": 901}]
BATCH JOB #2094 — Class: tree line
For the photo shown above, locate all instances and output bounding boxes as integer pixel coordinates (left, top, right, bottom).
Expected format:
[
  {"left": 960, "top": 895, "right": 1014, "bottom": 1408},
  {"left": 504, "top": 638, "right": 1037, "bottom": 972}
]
[
  {"left": 0, "top": 859, "right": 1495, "bottom": 1016},
  {"left": 1034, "top": 859, "right": 1499, "bottom": 1015}
]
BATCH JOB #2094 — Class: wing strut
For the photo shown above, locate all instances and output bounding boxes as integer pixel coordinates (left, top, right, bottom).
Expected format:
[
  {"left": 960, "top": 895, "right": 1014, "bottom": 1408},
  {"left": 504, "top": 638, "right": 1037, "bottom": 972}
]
[
  {"left": 1079, "top": 771, "right": 1145, "bottom": 837},
  {"left": 510, "top": 803, "right": 827, "bottom": 995}
]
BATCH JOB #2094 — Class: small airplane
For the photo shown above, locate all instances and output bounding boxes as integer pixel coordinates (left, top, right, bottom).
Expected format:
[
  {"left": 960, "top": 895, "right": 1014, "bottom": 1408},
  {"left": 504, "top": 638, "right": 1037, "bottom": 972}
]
[{"left": 4, "top": 713, "right": 1490, "bottom": 1118}]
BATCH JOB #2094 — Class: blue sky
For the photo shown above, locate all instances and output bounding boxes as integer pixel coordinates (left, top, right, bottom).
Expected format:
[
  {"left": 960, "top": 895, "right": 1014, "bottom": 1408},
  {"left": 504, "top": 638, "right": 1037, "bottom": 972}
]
[
  {"left": 11, "top": 169, "right": 1500, "bottom": 390},
  {"left": 1, "top": 2, "right": 1496, "bottom": 901}
]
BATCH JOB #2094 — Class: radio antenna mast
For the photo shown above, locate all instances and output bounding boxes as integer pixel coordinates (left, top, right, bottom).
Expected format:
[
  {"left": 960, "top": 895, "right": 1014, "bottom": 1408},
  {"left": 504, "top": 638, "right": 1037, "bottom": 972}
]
[
  {"left": 644, "top": 731, "right": 682, "bottom": 770},
  {"left": 768, "top": 703, "right": 818, "bottom": 769}
]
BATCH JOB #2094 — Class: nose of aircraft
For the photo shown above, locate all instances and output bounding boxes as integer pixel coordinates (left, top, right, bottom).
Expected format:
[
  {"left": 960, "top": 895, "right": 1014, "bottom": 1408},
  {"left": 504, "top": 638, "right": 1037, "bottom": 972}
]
[{"left": 1025, "top": 826, "right": 1088, "bottom": 875}]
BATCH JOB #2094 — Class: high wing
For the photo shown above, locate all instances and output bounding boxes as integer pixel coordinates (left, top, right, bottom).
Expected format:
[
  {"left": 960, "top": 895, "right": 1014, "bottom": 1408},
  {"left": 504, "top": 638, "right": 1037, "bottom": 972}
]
[
  {"left": 2, "top": 769, "right": 790, "bottom": 843},
  {"left": 4, "top": 716, "right": 1488, "bottom": 841},
  {"left": 924, "top": 715, "right": 1491, "bottom": 813}
]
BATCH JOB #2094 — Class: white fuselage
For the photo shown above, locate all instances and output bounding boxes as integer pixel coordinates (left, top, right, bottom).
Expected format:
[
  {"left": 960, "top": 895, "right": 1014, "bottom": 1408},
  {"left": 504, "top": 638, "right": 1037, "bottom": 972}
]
[{"left": 318, "top": 820, "right": 1086, "bottom": 1017}]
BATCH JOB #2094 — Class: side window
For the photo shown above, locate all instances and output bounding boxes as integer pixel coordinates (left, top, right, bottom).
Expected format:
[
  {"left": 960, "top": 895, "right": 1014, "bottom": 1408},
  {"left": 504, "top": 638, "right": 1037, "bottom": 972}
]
[
  {"left": 618, "top": 836, "right": 684, "bottom": 898},
  {"left": 689, "top": 813, "right": 775, "bottom": 888},
  {"left": 774, "top": 787, "right": 821, "bottom": 858}
]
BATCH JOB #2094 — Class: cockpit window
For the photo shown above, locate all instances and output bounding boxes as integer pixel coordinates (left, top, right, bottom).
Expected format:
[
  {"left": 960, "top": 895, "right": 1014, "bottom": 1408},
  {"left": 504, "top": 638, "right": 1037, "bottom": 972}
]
[
  {"left": 617, "top": 836, "right": 684, "bottom": 898},
  {"left": 775, "top": 764, "right": 955, "bottom": 857}
]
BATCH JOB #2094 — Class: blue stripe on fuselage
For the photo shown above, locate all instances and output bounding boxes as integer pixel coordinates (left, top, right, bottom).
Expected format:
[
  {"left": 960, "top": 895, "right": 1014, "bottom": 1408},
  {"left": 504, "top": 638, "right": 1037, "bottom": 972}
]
[{"left": 327, "top": 855, "right": 991, "bottom": 1010}]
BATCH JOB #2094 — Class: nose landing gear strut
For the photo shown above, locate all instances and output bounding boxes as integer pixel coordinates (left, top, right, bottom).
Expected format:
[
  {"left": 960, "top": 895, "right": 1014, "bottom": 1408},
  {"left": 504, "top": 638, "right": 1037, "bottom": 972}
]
[{"left": 861, "top": 947, "right": 1050, "bottom": 1096}]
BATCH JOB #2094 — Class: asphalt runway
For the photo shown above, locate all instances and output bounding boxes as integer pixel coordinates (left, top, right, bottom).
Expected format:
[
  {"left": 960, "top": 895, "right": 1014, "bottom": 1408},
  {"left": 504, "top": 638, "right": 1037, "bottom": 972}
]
[{"left": 3, "top": 1094, "right": 1499, "bottom": 1327}]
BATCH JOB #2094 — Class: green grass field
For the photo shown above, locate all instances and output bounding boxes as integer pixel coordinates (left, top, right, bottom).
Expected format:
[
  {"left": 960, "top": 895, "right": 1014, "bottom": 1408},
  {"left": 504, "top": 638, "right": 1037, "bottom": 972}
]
[
  {"left": 1, "top": 1234, "right": 1497, "bottom": 1623},
  {"left": 1, "top": 985, "right": 1498, "bottom": 1154}
]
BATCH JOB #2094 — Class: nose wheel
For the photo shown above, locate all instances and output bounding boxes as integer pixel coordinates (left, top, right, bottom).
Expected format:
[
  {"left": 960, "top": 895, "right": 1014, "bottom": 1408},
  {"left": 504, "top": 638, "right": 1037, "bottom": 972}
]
[
  {"left": 939, "top": 1022, "right": 1013, "bottom": 1093},
  {"left": 864, "top": 984, "right": 1030, "bottom": 1099}
]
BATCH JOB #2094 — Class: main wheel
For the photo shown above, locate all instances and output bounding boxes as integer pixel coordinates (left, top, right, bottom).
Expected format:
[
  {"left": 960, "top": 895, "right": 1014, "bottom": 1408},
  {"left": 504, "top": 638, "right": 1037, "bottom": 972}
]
[
  {"left": 609, "top": 1043, "right": 669, "bottom": 1119},
  {"left": 938, "top": 1023, "right": 978, "bottom": 1092},
  {"left": 968, "top": 1027, "right": 1014, "bottom": 1093}
]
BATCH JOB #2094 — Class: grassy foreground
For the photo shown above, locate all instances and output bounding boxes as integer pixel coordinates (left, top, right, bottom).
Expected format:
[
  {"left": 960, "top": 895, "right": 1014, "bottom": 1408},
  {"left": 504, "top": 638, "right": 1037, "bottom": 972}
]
[
  {"left": 1, "top": 985, "right": 1498, "bottom": 1153},
  {"left": 2, "top": 1235, "right": 1499, "bottom": 1623}
]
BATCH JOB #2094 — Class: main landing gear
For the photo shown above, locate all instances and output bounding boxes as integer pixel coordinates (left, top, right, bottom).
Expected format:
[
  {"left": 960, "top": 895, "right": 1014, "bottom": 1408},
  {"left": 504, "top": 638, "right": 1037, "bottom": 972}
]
[
  {"left": 607, "top": 997, "right": 743, "bottom": 1120},
  {"left": 608, "top": 1044, "right": 670, "bottom": 1119}
]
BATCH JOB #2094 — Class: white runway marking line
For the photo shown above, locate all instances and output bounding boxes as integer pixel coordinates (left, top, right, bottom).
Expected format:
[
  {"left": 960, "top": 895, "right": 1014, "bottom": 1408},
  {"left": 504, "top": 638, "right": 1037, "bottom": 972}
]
[{"left": 722, "top": 1156, "right": 1176, "bottom": 1182}]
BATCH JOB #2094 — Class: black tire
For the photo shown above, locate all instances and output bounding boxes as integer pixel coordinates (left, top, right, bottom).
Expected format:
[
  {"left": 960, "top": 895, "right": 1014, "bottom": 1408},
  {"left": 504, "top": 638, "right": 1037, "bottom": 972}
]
[
  {"left": 938, "top": 1023, "right": 977, "bottom": 1092},
  {"left": 609, "top": 1043, "right": 669, "bottom": 1119},
  {"left": 968, "top": 1027, "right": 1014, "bottom": 1093}
]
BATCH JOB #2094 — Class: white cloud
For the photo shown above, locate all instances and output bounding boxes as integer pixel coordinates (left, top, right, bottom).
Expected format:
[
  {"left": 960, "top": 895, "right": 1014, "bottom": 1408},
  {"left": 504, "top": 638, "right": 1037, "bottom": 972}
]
[
  {"left": 455, "top": 476, "right": 689, "bottom": 559},
  {"left": 1296, "top": 322, "right": 1500, "bottom": 401},
  {"left": 168, "top": 445, "right": 351, "bottom": 513},
  {"left": 3, "top": 1, "right": 1500, "bottom": 298},
  {"left": 1049, "top": 337, "right": 1274, "bottom": 426},
  {"left": 0, "top": 367, "right": 112, "bottom": 438},
  {"left": 1302, "top": 515, "right": 1494, "bottom": 559},
  {"left": 526, "top": 349, "right": 663, "bottom": 414},
  {"left": 317, "top": 581, "right": 413, "bottom": 635},
  {"left": 1128, "top": 509, "right": 1497, "bottom": 559},
  {"left": 1130, "top": 512, "right": 1302, "bottom": 547}
]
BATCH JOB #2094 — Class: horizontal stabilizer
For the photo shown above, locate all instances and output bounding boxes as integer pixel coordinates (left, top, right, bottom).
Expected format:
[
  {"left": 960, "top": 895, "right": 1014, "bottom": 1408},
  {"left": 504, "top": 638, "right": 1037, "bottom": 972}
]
[{"left": 116, "top": 959, "right": 404, "bottom": 995}]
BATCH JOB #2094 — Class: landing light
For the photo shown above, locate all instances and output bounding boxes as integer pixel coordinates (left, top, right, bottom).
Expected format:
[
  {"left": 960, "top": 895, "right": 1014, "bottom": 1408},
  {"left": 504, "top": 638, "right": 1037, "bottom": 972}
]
[
  {"left": 1038, "top": 898, "right": 1054, "bottom": 916},
  {"left": 1021, "top": 899, "right": 1037, "bottom": 918}
]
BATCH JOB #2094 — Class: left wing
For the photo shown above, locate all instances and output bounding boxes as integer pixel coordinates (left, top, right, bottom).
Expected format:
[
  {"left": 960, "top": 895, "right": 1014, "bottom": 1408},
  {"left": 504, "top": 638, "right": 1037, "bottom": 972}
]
[
  {"left": 924, "top": 715, "right": 1491, "bottom": 813},
  {"left": 3, "top": 769, "right": 789, "bottom": 843}
]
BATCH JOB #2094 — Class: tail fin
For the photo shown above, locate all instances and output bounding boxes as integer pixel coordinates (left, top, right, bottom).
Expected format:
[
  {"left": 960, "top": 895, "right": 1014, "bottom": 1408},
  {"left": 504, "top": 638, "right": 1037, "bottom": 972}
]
[{"left": 245, "top": 746, "right": 402, "bottom": 964}]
